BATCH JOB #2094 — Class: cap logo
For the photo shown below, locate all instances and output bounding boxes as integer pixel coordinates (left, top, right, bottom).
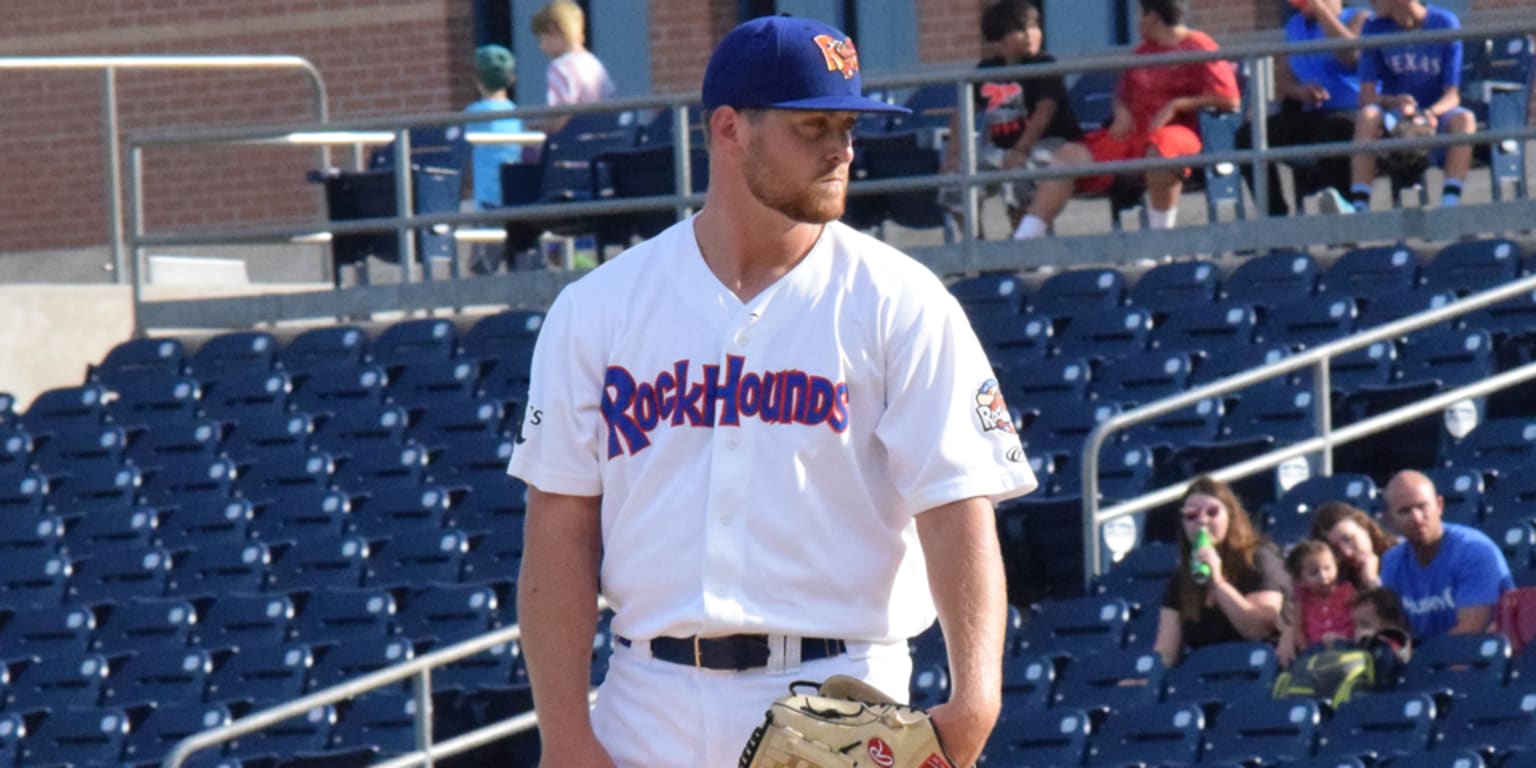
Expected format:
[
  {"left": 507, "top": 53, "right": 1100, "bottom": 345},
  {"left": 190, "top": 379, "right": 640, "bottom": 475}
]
[{"left": 813, "top": 34, "right": 861, "bottom": 79}]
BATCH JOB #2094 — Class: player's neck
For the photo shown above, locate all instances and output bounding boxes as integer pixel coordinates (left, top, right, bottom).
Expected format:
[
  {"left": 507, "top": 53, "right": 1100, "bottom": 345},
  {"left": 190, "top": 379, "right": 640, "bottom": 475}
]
[{"left": 693, "top": 205, "right": 822, "bottom": 303}]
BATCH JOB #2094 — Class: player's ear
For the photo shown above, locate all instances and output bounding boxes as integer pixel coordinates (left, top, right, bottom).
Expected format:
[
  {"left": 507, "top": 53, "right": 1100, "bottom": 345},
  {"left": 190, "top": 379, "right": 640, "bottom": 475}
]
[{"left": 710, "top": 106, "right": 749, "bottom": 151}]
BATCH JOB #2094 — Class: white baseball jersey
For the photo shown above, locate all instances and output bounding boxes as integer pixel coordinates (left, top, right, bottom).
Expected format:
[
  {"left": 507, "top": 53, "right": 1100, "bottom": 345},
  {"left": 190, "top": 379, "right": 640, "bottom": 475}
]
[{"left": 507, "top": 216, "right": 1037, "bottom": 644}]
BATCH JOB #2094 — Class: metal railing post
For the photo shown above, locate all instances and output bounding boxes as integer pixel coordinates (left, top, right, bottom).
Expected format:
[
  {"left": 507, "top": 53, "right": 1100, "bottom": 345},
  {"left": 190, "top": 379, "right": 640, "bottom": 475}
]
[
  {"left": 957, "top": 80, "right": 980, "bottom": 242},
  {"left": 672, "top": 104, "right": 695, "bottom": 221},
  {"left": 1312, "top": 357, "right": 1333, "bottom": 476},
  {"left": 392, "top": 129, "right": 417, "bottom": 283},
  {"left": 1248, "top": 54, "right": 1272, "bottom": 218}
]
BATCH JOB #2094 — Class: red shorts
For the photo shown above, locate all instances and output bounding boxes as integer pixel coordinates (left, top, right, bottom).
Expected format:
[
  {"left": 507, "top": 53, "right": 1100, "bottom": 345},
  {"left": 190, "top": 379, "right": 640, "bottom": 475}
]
[{"left": 1075, "top": 124, "right": 1204, "bottom": 195}]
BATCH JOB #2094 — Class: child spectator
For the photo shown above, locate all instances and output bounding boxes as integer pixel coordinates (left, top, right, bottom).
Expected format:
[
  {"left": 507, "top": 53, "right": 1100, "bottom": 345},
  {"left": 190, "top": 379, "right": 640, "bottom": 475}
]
[
  {"left": 942, "top": 0, "right": 1083, "bottom": 237},
  {"left": 466, "top": 45, "right": 526, "bottom": 211},
  {"left": 1279, "top": 539, "right": 1357, "bottom": 666},
  {"left": 532, "top": 0, "right": 616, "bottom": 132}
]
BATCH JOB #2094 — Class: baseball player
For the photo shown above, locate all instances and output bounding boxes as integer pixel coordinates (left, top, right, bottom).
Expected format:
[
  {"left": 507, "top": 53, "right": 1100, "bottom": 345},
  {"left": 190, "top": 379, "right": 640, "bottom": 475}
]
[{"left": 510, "top": 15, "right": 1038, "bottom": 767}]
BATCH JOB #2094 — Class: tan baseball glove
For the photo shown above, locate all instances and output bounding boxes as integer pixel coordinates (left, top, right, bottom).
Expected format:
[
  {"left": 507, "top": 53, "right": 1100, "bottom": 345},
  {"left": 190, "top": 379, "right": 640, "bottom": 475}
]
[{"left": 739, "top": 675, "right": 957, "bottom": 768}]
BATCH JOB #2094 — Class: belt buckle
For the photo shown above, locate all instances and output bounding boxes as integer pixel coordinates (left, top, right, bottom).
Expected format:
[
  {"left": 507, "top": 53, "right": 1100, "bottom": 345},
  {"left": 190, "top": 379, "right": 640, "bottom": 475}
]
[{"left": 693, "top": 635, "right": 704, "bottom": 668}]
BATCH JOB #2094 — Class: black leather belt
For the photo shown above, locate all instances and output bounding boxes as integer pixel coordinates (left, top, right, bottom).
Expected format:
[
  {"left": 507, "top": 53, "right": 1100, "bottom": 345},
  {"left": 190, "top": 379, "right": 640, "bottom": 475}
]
[{"left": 617, "top": 634, "right": 847, "bottom": 671}]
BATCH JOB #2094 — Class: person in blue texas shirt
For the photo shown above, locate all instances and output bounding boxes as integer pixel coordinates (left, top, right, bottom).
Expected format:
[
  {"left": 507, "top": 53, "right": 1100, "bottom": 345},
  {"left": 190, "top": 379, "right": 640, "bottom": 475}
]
[
  {"left": 1341, "top": 0, "right": 1475, "bottom": 211},
  {"left": 1379, "top": 469, "right": 1513, "bottom": 639}
]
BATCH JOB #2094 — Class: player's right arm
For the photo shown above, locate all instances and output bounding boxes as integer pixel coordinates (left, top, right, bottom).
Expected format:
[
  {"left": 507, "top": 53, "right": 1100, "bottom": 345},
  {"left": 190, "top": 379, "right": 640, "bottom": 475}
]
[{"left": 518, "top": 487, "right": 616, "bottom": 767}]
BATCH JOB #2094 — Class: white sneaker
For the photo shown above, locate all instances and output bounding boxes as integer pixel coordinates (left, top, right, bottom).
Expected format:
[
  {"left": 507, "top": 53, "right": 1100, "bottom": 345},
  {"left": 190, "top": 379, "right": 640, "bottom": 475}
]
[{"left": 1317, "top": 187, "right": 1356, "bottom": 215}]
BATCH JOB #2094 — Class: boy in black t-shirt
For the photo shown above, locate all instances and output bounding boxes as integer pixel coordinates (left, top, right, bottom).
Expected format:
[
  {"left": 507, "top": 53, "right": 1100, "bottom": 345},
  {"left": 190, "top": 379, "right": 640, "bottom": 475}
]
[{"left": 943, "top": 0, "right": 1084, "bottom": 236}]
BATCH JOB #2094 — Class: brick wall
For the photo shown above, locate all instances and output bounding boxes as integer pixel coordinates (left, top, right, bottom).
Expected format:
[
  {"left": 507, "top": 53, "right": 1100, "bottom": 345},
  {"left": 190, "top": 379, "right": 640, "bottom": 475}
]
[{"left": 0, "top": 0, "right": 470, "bottom": 254}]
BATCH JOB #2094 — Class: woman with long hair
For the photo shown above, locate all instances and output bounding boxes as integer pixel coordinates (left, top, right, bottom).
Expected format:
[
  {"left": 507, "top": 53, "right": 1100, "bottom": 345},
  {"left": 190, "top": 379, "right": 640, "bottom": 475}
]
[{"left": 1154, "top": 475, "right": 1290, "bottom": 667}]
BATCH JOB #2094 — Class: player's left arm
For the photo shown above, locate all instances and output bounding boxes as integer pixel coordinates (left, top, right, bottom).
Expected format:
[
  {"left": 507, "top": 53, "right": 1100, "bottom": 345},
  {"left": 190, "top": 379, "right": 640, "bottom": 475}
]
[{"left": 917, "top": 495, "right": 1006, "bottom": 767}]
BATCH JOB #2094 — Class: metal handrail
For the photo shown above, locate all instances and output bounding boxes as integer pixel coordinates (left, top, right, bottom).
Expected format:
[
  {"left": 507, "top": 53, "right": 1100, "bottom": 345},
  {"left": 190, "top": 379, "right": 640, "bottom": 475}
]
[
  {"left": 0, "top": 55, "right": 328, "bottom": 281},
  {"left": 1078, "top": 271, "right": 1536, "bottom": 587}
]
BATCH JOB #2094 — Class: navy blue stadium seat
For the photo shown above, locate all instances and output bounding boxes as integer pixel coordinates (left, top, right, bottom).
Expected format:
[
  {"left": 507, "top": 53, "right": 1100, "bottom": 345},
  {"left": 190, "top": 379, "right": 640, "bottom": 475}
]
[
  {"left": 1423, "top": 466, "right": 1487, "bottom": 524},
  {"left": 311, "top": 404, "right": 411, "bottom": 454},
  {"left": 367, "top": 528, "right": 470, "bottom": 589},
  {"left": 189, "top": 331, "right": 279, "bottom": 379},
  {"left": 102, "top": 646, "right": 214, "bottom": 708},
  {"left": 121, "top": 702, "right": 234, "bottom": 768},
  {"left": 0, "top": 512, "right": 64, "bottom": 553},
  {"left": 1052, "top": 306, "right": 1154, "bottom": 361},
  {"left": 1000, "top": 652, "right": 1056, "bottom": 713},
  {"left": 93, "top": 595, "right": 198, "bottom": 655},
  {"left": 1018, "top": 398, "right": 1123, "bottom": 458},
  {"left": 1201, "top": 697, "right": 1320, "bottom": 767},
  {"left": 247, "top": 487, "right": 353, "bottom": 542},
  {"left": 396, "top": 582, "right": 499, "bottom": 647},
  {"left": 428, "top": 432, "right": 515, "bottom": 483},
  {"left": 1163, "top": 641, "right": 1279, "bottom": 709},
  {"left": 1259, "top": 294, "right": 1359, "bottom": 350},
  {"left": 331, "top": 440, "right": 430, "bottom": 490},
  {"left": 287, "top": 362, "right": 390, "bottom": 414},
  {"left": 1432, "top": 686, "right": 1536, "bottom": 760},
  {"left": 226, "top": 703, "right": 336, "bottom": 762},
  {"left": 1354, "top": 285, "right": 1458, "bottom": 329},
  {"left": 205, "top": 642, "right": 315, "bottom": 708},
  {"left": 235, "top": 450, "right": 334, "bottom": 496},
  {"left": 267, "top": 534, "right": 373, "bottom": 593},
  {"left": 280, "top": 326, "right": 370, "bottom": 374},
  {"left": 329, "top": 690, "right": 419, "bottom": 758},
  {"left": 126, "top": 416, "right": 225, "bottom": 469},
  {"left": 0, "top": 601, "right": 96, "bottom": 658},
  {"left": 90, "top": 337, "right": 188, "bottom": 384},
  {"left": 1394, "top": 326, "right": 1494, "bottom": 391},
  {"left": 198, "top": 370, "right": 293, "bottom": 425},
  {"left": 1033, "top": 267, "right": 1127, "bottom": 318},
  {"left": 1224, "top": 249, "right": 1320, "bottom": 307},
  {"left": 1442, "top": 416, "right": 1536, "bottom": 470},
  {"left": 309, "top": 635, "right": 415, "bottom": 689},
  {"left": 1004, "top": 355, "right": 1093, "bottom": 403},
  {"left": 1313, "top": 691, "right": 1437, "bottom": 762},
  {"left": 459, "top": 510, "right": 525, "bottom": 583},
  {"left": 20, "top": 707, "right": 131, "bottom": 767},
  {"left": 1476, "top": 513, "right": 1535, "bottom": 580},
  {"left": 0, "top": 549, "right": 72, "bottom": 611},
  {"left": 21, "top": 383, "right": 112, "bottom": 433},
  {"left": 62, "top": 504, "right": 162, "bottom": 556},
  {"left": 171, "top": 540, "right": 274, "bottom": 599},
  {"left": 29, "top": 421, "right": 130, "bottom": 475},
  {"left": 1130, "top": 259, "right": 1221, "bottom": 316},
  {"left": 1266, "top": 474, "right": 1378, "bottom": 540},
  {"left": 1017, "top": 595, "right": 1132, "bottom": 658},
  {"left": 1125, "top": 395, "right": 1225, "bottom": 453},
  {"left": 0, "top": 712, "right": 23, "bottom": 766},
  {"left": 220, "top": 411, "right": 313, "bottom": 464},
  {"left": 409, "top": 396, "right": 504, "bottom": 443},
  {"left": 348, "top": 483, "right": 453, "bottom": 537},
  {"left": 1221, "top": 379, "right": 1325, "bottom": 445},
  {"left": 0, "top": 422, "right": 31, "bottom": 470},
  {"left": 69, "top": 546, "right": 175, "bottom": 604},
  {"left": 193, "top": 592, "right": 296, "bottom": 652},
  {"left": 990, "top": 705, "right": 1090, "bottom": 767},
  {"left": 158, "top": 497, "right": 257, "bottom": 550},
  {"left": 1189, "top": 342, "right": 1292, "bottom": 385},
  {"left": 949, "top": 272, "right": 1029, "bottom": 318},
  {"left": 460, "top": 310, "right": 544, "bottom": 361},
  {"left": 7, "top": 652, "right": 111, "bottom": 713},
  {"left": 1056, "top": 441, "right": 1155, "bottom": 502},
  {"left": 385, "top": 357, "right": 482, "bottom": 406},
  {"left": 369, "top": 317, "right": 458, "bottom": 366},
  {"left": 1398, "top": 632, "right": 1511, "bottom": 698},
  {"left": 1322, "top": 244, "right": 1419, "bottom": 300},
  {"left": 106, "top": 371, "right": 203, "bottom": 427},
  {"left": 1329, "top": 339, "right": 1397, "bottom": 394},
  {"left": 1090, "top": 349, "right": 1194, "bottom": 406},
  {"left": 292, "top": 585, "right": 397, "bottom": 644},
  {"left": 1051, "top": 648, "right": 1166, "bottom": 714},
  {"left": 1421, "top": 238, "right": 1525, "bottom": 296},
  {"left": 1084, "top": 700, "right": 1205, "bottom": 768},
  {"left": 973, "top": 310, "right": 1055, "bottom": 363},
  {"left": 1150, "top": 301, "right": 1260, "bottom": 353},
  {"left": 433, "top": 638, "right": 521, "bottom": 693}
]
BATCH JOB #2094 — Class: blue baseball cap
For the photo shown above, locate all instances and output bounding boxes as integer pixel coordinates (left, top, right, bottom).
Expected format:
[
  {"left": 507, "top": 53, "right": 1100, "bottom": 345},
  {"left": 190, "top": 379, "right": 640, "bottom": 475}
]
[{"left": 702, "top": 16, "right": 909, "bottom": 114}]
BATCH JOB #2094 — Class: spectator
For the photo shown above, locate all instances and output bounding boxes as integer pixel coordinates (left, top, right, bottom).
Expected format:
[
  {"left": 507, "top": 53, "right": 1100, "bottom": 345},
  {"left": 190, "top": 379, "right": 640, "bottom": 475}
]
[
  {"left": 532, "top": 0, "right": 616, "bottom": 132},
  {"left": 1011, "top": 0, "right": 1240, "bottom": 240},
  {"left": 1379, "top": 469, "right": 1514, "bottom": 638},
  {"left": 1352, "top": 585, "right": 1412, "bottom": 644},
  {"left": 465, "top": 45, "right": 527, "bottom": 275},
  {"left": 1237, "top": 0, "right": 1368, "bottom": 216},
  {"left": 1336, "top": 0, "right": 1474, "bottom": 212},
  {"left": 942, "top": 0, "right": 1083, "bottom": 237},
  {"left": 1278, "top": 539, "right": 1358, "bottom": 667},
  {"left": 1309, "top": 500, "right": 1399, "bottom": 590},
  {"left": 1154, "top": 475, "right": 1289, "bottom": 667}
]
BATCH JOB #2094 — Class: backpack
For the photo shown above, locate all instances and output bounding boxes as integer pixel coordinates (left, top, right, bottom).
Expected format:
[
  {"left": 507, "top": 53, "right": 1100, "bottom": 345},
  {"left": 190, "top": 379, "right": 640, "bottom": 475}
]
[{"left": 1272, "top": 646, "right": 1376, "bottom": 710}]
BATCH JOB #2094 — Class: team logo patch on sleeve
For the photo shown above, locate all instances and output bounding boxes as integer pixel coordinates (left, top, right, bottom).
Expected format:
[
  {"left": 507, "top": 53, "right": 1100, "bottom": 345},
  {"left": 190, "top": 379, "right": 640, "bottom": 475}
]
[{"left": 974, "top": 378, "right": 1015, "bottom": 434}]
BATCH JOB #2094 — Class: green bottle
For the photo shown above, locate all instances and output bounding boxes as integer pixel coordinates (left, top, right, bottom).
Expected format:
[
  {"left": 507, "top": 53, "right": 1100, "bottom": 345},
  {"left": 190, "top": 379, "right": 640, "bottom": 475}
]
[{"left": 1191, "top": 529, "right": 1213, "bottom": 585}]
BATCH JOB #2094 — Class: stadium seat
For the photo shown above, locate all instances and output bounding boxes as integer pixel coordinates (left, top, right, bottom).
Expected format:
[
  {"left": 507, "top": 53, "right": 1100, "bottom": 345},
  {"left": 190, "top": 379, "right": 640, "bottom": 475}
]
[
  {"left": 498, "top": 111, "right": 642, "bottom": 261},
  {"left": 845, "top": 132, "right": 955, "bottom": 240},
  {"left": 266, "top": 534, "right": 373, "bottom": 594},
  {"left": 1224, "top": 249, "right": 1320, "bottom": 307},
  {"left": 1124, "top": 395, "right": 1225, "bottom": 454},
  {"left": 158, "top": 497, "right": 257, "bottom": 550},
  {"left": 235, "top": 450, "right": 334, "bottom": 496},
  {"left": 0, "top": 421, "right": 31, "bottom": 470},
  {"left": 460, "top": 310, "right": 544, "bottom": 361},
  {"left": 125, "top": 416, "right": 225, "bottom": 470},
  {"left": 193, "top": 592, "right": 297, "bottom": 652},
  {"left": 329, "top": 690, "right": 419, "bottom": 758},
  {"left": 1423, "top": 466, "right": 1487, "bottom": 524},
  {"left": 1258, "top": 294, "right": 1359, "bottom": 350},
  {"left": 198, "top": 370, "right": 294, "bottom": 425},
  {"left": 1163, "top": 641, "right": 1279, "bottom": 709},
  {"left": 907, "top": 663, "right": 949, "bottom": 710},
  {"left": 205, "top": 642, "right": 315, "bottom": 708},
  {"left": 62, "top": 504, "right": 162, "bottom": 556},
  {"left": 1421, "top": 238, "right": 1525, "bottom": 296},
  {"left": 395, "top": 582, "right": 499, "bottom": 647},
  {"left": 1328, "top": 340, "right": 1397, "bottom": 394},
  {"left": 459, "top": 510, "right": 526, "bottom": 583},
  {"left": 1188, "top": 342, "right": 1292, "bottom": 385},
  {"left": 591, "top": 143, "right": 707, "bottom": 255},
  {"left": 429, "top": 432, "right": 515, "bottom": 483},
  {"left": 0, "top": 549, "right": 72, "bottom": 611},
  {"left": 368, "top": 317, "right": 458, "bottom": 366},
  {"left": 1032, "top": 267, "right": 1127, "bottom": 318},
  {"left": 1055, "top": 441, "right": 1156, "bottom": 501},
  {"left": 1496, "top": 586, "right": 1536, "bottom": 656},
  {"left": 1016, "top": 595, "right": 1132, "bottom": 658},
  {"left": 385, "top": 357, "right": 482, "bottom": 406},
  {"left": 0, "top": 602, "right": 96, "bottom": 658},
  {"left": 279, "top": 326, "right": 369, "bottom": 373},
  {"left": 68, "top": 546, "right": 175, "bottom": 604},
  {"left": 0, "top": 712, "right": 22, "bottom": 766},
  {"left": 226, "top": 703, "right": 336, "bottom": 762},
  {"left": 408, "top": 396, "right": 505, "bottom": 443},
  {"left": 1149, "top": 301, "right": 1260, "bottom": 354},
  {"left": 972, "top": 310, "right": 1055, "bottom": 363},
  {"left": 331, "top": 440, "right": 430, "bottom": 490},
  {"left": 287, "top": 362, "right": 390, "bottom": 414},
  {"left": 7, "top": 652, "right": 111, "bottom": 713},
  {"left": 1000, "top": 652, "right": 1056, "bottom": 713},
  {"left": 93, "top": 595, "right": 199, "bottom": 655},
  {"left": 1442, "top": 416, "right": 1536, "bottom": 470},
  {"left": 21, "top": 383, "right": 112, "bottom": 433},
  {"left": 19, "top": 707, "right": 131, "bottom": 767},
  {"left": 1476, "top": 513, "right": 1535, "bottom": 580},
  {"left": 291, "top": 585, "right": 398, "bottom": 645},
  {"left": 171, "top": 540, "right": 274, "bottom": 599},
  {"left": 102, "top": 646, "right": 214, "bottom": 708},
  {"left": 246, "top": 487, "right": 352, "bottom": 542},
  {"left": 1313, "top": 690, "right": 1437, "bottom": 762},
  {"left": 188, "top": 331, "right": 280, "bottom": 379},
  {"left": 121, "top": 702, "right": 234, "bottom": 768},
  {"left": 105, "top": 371, "right": 203, "bottom": 427},
  {"left": 309, "top": 635, "right": 415, "bottom": 689},
  {"left": 1354, "top": 285, "right": 1458, "bottom": 330},
  {"left": 1083, "top": 699, "right": 1205, "bottom": 768},
  {"left": 29, "top": 421, "right": 130, "bottom": 475},
  {"left": 1050, "top": 648, "right": 1166, "bottom": 714},
  {"left": 1201, "top": 697, "right": 1321, "bottom": 766},
  {"left": 1321, "top": 244, "right": 1419, "bottom": 300},
  {"left": 1130, "top": 259, "right": 1221, "bottom": 316},
  {"left": 142, "top": 454, "right": 240, "bottom": 506},
  {"left": 1394, "top": 326, "right": 1494, "bottom": 391},
  {"left": 366, "top": 528, "right": 471, "bottom": 589},
  {"left": 1399, "top": 633, "right": 1511, "bottom": 699},
  {"left": 311, "top": 404, "right": 411, "bottom": 454},
  {"left": 433, "top": 638, "right": 521, "bottom": 693},
  {"left": 0, "top": 512, "right": 64, "bottom": 553},
  {"left": 1090, "top": 349, "right": 1194, "bottom": 406},
  {"left": 1266, "top": 474, "right": 1378, "bottom": 541},
  {"left": 1093, "top": 540, "right": 1178, "bottom": 603},
  {"left": 1018, "top": 397, "right": 1122, "bottom": 457},
  {"left": 220, "top": 411, "right": 314, "bottom": 465},
  {"left": 1003, "top": 355, "right": 1093, "bottom": 403},
  {"left": 348, "top": 484, "right": 453, "bottom": 537},
  {"left": 1198, "top": 109, "right": 1248, "bottom": 222},
  {"left": 949, "top": 272, "right": 1029, "bottom": 318},
  {"left": 989, "top": 705, "right": 1090, "bottom": 766},
  {"left": 1052, "top": 306, "right": 1154, "bottom": 361}
]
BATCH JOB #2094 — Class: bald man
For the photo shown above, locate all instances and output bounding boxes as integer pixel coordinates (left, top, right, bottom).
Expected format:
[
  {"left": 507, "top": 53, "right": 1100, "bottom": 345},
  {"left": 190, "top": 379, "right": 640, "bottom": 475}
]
[{"left": 1379, "top": 469, "right": 1513, "bottom": 638}]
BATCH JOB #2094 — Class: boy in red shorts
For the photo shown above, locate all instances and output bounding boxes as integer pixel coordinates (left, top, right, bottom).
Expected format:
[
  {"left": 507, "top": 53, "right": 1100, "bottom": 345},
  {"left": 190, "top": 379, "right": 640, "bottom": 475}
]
[{"left": 1012, "top": 0, "right": 1240, "bottom": 239}]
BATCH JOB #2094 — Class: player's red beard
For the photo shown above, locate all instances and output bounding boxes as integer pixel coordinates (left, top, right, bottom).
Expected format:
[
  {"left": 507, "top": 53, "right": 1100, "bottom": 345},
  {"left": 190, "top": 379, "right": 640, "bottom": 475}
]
[{"left": 742, "top": 136, "right": 848, "bottom": 224}]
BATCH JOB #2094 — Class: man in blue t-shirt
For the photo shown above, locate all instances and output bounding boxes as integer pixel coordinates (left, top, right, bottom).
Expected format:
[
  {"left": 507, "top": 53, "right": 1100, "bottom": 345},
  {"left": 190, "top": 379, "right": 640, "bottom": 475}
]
[
  {"left": 1379, "top": 470, "right": 1514, "bottom": 639},
  {"left": 1239, "top": 0, "right": 1367, "bottom": 216},
  {"left": 1339, "top": 0, "right": 1475, "bottom": 212}
]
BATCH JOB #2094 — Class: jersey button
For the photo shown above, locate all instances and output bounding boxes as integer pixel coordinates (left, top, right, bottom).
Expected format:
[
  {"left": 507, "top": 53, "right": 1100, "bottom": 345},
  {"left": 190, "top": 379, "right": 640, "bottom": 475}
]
[{"left": 733, "top": 329, "right": 751, "bottom": 346}]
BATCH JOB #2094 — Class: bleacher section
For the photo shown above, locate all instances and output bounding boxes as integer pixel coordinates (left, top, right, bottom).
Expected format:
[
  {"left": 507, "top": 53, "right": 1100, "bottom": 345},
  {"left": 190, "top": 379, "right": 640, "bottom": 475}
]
[{"left": 6, "top": 235, "right": 1536, "bottom": 765}]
